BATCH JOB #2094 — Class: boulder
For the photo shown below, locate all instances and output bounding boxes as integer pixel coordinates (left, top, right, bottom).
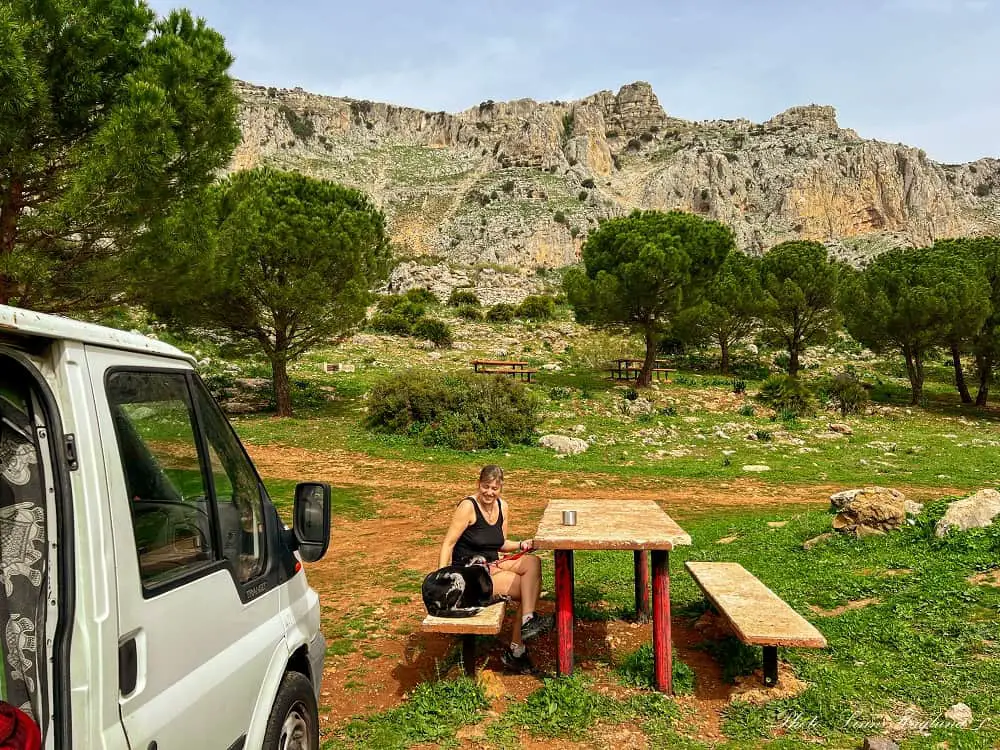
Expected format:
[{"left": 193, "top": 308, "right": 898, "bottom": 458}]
[
  {"left": 935, "top": 489, "right": 1000, "bottom": 537},
  {"left": 829, "top": 486, "right": 904, "bottom": 511},
  {"left": 828, "top": 423, "right": 853, "bottom": 435},
  {"left": 623, "top": 398, "right": 654, "bottom": 417},
  {"left": 539, "top": 434, "right": 588, "bottom": 455},
  {"left": 831, "top": 487, "right": 906, "bottom": 536}
]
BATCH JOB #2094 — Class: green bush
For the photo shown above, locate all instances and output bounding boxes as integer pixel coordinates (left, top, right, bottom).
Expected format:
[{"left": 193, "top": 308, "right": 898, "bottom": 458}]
[
  {"left": 486, "top": 303, "right": 516, "bottom": 322},
  {"left": 516, "top": 295, "right": 555, "bottom": 320},
  {"left": 456, "top": 305, "right": 482, "bottom": 321},
  {"left": 756, "top": 374, "right": 814, "bottom": 416},
  {"left": 376, "top": 294, "right": 427, "bottom": 321},
  {"left": 369, "top": 314, "right": 413, "bottom": 336},
  {"left": 405, "top": 287, "right": 438, "bottom": 305},
  {"left": 553, "top": 210, "right": 567, "bottom": 225},
  {"left": 447, "top": 289, "right": 480, "bottom": 307},
  {"left": 366, "top": 370, "right": 541, "bottom": 449},
  {"left": 825, "top": 371, "right": 869, "bottom": 416},
  {"left": 411, "top": 318, "right": 453, "bottom": 348}
]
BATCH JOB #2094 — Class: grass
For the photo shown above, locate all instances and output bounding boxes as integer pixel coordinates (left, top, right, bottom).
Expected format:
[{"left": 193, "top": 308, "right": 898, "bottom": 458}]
[
  {"left": 331, "top": 501, "right": 1000, "bottom": 748},
  {"left": 332, "top": 676, "right": 488, "bottom": 749}
]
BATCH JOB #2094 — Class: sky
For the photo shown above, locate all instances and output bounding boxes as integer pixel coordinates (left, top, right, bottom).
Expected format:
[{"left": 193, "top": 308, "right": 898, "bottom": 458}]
[{"left": 145, "top": 0, "right": 999, "bottom": 163}]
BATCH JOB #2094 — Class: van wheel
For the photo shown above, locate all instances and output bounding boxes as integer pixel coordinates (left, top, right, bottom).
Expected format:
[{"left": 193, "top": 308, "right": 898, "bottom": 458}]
[{"left": 264, "top": 671, "right": 318, "bottom": 750}]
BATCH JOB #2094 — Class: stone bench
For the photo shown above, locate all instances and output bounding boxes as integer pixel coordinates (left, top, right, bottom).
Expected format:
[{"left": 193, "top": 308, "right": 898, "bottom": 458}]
[
  {"left": 421, "top": 601, "right": 507, "bottom": 676},
  {"left": 685, "top": 561, "right": 827, "bottom": 686}
]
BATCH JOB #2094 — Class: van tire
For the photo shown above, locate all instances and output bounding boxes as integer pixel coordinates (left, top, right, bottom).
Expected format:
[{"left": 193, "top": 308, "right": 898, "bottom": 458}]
[{"left": 263, "top": 671, "right": 319, "bottom": 750}]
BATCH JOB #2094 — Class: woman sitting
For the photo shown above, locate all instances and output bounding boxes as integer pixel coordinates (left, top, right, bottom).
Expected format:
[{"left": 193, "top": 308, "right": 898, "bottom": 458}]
[{"left": 438, "top": 465, "right": 551, "bottom": 671}]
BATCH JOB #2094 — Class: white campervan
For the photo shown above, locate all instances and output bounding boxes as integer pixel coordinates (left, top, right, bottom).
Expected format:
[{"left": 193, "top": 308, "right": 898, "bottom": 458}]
[{"left": 0, "top": 304, "right": 331, "bottom": 749}]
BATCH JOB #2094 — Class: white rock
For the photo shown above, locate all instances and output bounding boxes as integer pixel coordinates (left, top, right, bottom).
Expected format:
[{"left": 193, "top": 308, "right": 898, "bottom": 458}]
[
  {"left": 944, "top": 702, "right": 973, "bottom": 728},
  {"left": 935, "top": 489, "right": 1000, "bottom": 537},
  {"left": 742, "top": 464, "right": 771, "bottom": 472},
  {"left": 572, "top": 424, "right": 586, "bottom": 434},
  {"left": 538, "top": 434, "right": 589, "bottom": 456}
]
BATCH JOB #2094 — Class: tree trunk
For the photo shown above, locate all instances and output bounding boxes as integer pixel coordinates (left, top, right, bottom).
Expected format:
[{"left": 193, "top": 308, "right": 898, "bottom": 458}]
[
  {"left": 0, "top": 178, "right": 24, "bottom": 306},
  {"left": 271, "top": 356, "right": 292, "bottom": 417},
  {"left": 903, "top": 345, "right": 923, "bottom": 406},
  {"left": 719, "top": 335, "right": 730, "bottom": 375},
  {"left": 788, "top": 346, "right": 800, "bottom": 377},
  {"left": 950, "top": 342, "right": 972, "bottom": 404},
  {"left": 975, "top": 351, "right": 992, "bottom": 406},
  {"left": 639, "top": 327, "right": 656, "bottom": 387}
]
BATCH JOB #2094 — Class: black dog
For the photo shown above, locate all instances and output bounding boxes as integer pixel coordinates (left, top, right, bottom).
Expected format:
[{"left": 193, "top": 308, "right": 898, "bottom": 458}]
[{"left": 421, "top": 556, "right": 506, "bottom": 618}]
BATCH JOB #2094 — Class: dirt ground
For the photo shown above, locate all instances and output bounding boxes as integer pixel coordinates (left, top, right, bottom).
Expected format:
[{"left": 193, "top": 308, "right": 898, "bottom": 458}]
[{"left": 246, "top": 442, "right": 957, "bottom": 747}]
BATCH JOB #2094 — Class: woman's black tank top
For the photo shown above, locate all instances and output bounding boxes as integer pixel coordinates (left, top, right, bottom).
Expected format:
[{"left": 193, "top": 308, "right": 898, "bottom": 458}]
[{"left": 451, "top": 496, "right": 504, "bottom": 565}]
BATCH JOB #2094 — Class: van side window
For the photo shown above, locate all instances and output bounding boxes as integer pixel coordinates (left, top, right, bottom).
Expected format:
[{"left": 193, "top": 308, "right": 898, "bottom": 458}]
[
  {"left": 191, "top": 381, "right": 266, "bottom": 583},
  {"left": 107, "top": 372, "right": 217, "bottom": 589}
]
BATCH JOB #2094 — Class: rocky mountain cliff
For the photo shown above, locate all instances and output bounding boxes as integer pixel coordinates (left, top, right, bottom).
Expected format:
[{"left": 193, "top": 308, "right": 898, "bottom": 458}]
[{"left": 232, "top": 80, "right": 999, "bottom": 300}]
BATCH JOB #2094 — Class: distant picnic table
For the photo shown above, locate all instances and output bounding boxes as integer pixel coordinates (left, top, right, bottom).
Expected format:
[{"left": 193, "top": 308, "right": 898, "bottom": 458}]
[
  {"left": 471, "top": 359, "right": 537, "bottom": 382},
  {"left": 609, "top": 358, "right": 676, "bottom": 381}
]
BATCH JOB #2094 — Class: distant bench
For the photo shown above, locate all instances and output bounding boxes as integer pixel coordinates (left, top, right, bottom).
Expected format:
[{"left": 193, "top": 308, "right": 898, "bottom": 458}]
[
  {"left": 471, "top": 360, "right": 537, "bottom": 382},
  {"left": 609, "top": 358, "right": 676, "bottom": 381},
  {"left": 421, "top": 601, "right": 507, "bottom": 676},
  {"left": 685, "top": 561, "right": 827, "bottom": 687}
]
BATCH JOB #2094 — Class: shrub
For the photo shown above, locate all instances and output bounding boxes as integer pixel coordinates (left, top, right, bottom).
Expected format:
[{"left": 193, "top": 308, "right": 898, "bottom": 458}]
[
  {"left": 549, "top": 386, "right": 572, "bottom": 401},
  {"left": 578, "top": 190, "right": 588, "bottom": 201},
  {"left": 731, "top": 378, "right": 747, "bottom": 394},
  {"left": 826, "top": 371, "right": 869, "bottom": 416},
  {"left": 486, "top": 303, "right": 516, "bottom": 322},
  {"left": 456, "top": 305, "right": 482, "bottom": 321},
  {"left": 624, "top": 387, "right": 639, "bottom": 401},
  {"left": 658, "top": 405, "right": 677, "bottom": 416},
  {"left": 756, "top": 374, "right": 814, "bottom": 416},
  {"left": 376, "top": 294, "right": 426, "bottom": 321},
  {"left": 412, "top": 318, "right": 453, "bottom": 347},
  {"left": 501, "top": 179, "right": 515, "bottom": 193},
  {"left": 516, "top": 295, "right": 556, "bottom": 320},
  {"left": 581, "top": 178, "right": 596, "bottom": 189},
  {"left": 553, "top": 210, "right": 567, "bottom": 225},
  {"left": 448, "top": 289, "right": 480, "bottom": 307},
  {"left": 754, "top": 429, "right": 772, "bottom": 442},
  {"left": 738, "top": 403, "right": 756, "bottom": 417},
  {"left": 365, "top": 370, "right": 541, "bottom": 449},
  {"left": 369, "top": 314, "right": 412, "bottom": 336},
  {"left": 279, "top": 105, "right": 314, "bottom": 140},
  {"left": 405, "top": 287, "right": 438, "bottom": 305}
]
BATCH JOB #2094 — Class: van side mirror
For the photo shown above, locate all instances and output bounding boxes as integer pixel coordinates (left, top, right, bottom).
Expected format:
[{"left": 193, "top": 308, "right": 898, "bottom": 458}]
[{"left": 292, "top": 482, "right": 331, "bottom": 563}]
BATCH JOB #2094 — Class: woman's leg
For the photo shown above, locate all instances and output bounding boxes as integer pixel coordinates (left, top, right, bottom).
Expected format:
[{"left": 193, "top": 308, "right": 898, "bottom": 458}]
[
  {"left": 493, "top": 555, "right": 543, "bottom": 642},
  {"left": 491, "top": 569, "right": 523, "bottom": 644}
]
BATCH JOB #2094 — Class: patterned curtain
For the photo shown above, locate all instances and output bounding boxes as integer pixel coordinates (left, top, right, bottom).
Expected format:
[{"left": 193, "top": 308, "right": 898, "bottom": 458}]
[{"left": 0, "top": 392, "right": 46, "bottom": 721}]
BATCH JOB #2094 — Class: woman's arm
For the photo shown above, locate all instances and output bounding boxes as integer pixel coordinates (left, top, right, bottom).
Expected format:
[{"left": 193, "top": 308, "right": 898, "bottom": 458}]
[
  {"left": 498, "top": 499, "right": 534, "bottom": 552},
  {"left": 438, "top": 500, "right": 475, "bottom": 568}
]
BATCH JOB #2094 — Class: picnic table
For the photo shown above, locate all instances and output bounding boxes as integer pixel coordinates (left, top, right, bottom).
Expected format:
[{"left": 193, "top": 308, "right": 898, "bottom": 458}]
[
  {"left": 533, "top": 498, "right": 691, "bottom": 693},
  {"left": 471, "top": 359, "right": 537, "bottom": 382},
  {"left": 609, "top": 358, "right": 676, "bottom": 381}
]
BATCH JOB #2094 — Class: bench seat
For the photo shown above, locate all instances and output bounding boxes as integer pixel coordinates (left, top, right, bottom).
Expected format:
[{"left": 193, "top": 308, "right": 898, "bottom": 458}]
[
  {"left": 421, "top": 601, "right": 507, "bottom": 675},
  {"left": 685, "top": 561, "right": 826, "bottom": 685},
  {"left": 421, "top": 601, "right": 507, "bottom": 635}
]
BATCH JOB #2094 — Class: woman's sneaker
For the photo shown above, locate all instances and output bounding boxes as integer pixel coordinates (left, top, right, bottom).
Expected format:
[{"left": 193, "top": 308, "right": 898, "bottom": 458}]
[
  {"left": 500, "top": 646, "right": 533, "bottom": 674},
  {"left": 520, "top": 613, "right": 554, "bottom": 641}
]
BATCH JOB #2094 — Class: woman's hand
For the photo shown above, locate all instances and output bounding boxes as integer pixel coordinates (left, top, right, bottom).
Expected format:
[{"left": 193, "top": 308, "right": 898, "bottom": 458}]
[{"left": 518, "top": 538, "right": 535, "bottom": 552}]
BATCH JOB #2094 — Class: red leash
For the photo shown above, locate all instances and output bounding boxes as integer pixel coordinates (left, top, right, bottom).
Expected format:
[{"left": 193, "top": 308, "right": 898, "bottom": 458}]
[{"left": 489, "top": 547, "right": 536, "bottom": 568}]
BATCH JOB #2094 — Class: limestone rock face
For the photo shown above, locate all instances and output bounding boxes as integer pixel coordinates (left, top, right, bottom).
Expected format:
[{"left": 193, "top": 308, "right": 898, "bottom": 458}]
[{"left": 232, "top": 80, "right": 1000, "bottom": 301}]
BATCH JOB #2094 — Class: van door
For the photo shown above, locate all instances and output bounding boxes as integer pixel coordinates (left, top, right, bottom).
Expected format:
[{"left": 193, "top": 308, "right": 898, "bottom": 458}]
[{"left": 86, "top": 348, "right": 286, "bottom": 749}]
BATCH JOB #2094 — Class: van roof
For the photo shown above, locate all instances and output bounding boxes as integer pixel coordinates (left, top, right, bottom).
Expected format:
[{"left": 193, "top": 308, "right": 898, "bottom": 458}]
[{"left": 0, "top": 304, "right": 195, "bottom": 363}]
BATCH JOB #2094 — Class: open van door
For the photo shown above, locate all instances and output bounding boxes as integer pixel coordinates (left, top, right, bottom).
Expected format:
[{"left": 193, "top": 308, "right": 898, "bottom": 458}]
[{"left": 86, "top": 347, "right": 288, "bottom": 749}]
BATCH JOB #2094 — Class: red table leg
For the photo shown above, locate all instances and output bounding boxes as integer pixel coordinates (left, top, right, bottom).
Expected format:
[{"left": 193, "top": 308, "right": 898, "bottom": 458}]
[
  {"left": 634, "top": 550, "right": 650, "bottom": 623},
  {"left": 651, "top": 549, "right": 672, "bottom": 693},
  {"left": 554, "top": 550, "right": 574, "bottom": 676}
]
